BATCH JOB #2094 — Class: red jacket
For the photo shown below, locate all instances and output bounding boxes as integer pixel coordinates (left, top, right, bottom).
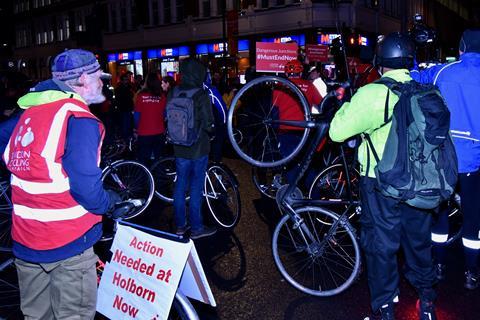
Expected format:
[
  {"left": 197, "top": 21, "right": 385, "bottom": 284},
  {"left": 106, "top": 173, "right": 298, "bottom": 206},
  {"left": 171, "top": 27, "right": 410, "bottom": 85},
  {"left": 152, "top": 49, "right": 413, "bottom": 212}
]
[
  {"left": 134, "top": 92, "right": 167, "bottom": 136},
  {"left": 273, "top": 78, "right": 322, "bottom": 131}
]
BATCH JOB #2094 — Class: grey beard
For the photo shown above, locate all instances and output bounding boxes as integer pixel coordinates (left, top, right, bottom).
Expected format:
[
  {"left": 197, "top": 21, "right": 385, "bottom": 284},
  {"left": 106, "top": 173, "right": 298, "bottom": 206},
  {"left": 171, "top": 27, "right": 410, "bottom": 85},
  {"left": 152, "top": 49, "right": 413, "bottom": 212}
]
[{"left": 85, "top": 93, "right": 106, "bottom": 105}]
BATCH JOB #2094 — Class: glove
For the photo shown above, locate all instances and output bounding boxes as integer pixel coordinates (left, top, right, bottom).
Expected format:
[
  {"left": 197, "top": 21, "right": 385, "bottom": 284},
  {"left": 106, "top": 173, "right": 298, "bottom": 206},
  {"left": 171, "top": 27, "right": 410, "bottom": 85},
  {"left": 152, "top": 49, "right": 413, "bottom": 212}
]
[
  {"left": 109, "top": 202, "right": 135, "bottom": 219},
  {"left": 105, "top": 189, "right": 122, "bottom": 214}
]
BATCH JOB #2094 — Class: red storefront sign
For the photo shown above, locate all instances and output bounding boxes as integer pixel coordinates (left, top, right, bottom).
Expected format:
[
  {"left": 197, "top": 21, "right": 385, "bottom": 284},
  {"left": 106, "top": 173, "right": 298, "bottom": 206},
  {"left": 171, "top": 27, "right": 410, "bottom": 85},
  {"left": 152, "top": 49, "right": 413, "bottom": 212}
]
[
  {"left": 305, "top": 44, "right": 329, "bottom": 62},
  {"left": 256, "top": 42, "right": 298, "bottom": 73}
]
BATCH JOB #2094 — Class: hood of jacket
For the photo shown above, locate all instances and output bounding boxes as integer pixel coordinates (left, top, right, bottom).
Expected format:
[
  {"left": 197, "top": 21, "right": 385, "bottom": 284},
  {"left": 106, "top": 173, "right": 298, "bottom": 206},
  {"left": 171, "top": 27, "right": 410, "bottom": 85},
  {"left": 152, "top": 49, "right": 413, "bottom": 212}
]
[
  {"left": 17, "top": 79, "right": 86, "bottom": 110},
  {"left": 179, "top": 58, "right": 206, "bottom": 89}
]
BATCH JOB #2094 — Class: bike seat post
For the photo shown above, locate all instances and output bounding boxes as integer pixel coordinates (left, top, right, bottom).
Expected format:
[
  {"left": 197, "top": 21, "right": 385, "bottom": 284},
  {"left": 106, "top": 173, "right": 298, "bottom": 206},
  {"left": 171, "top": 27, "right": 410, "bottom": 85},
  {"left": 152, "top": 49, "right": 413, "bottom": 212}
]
[{"left": 280, "top": 121, "right": 330, "bottom": 206}]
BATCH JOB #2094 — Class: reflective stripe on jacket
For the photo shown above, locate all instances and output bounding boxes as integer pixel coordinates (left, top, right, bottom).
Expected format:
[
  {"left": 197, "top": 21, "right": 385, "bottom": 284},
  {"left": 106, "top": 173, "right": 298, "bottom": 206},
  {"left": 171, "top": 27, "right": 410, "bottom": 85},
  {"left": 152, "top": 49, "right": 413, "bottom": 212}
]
[{"left": 410, "top": 52, "right": 480, "bottom": 173}]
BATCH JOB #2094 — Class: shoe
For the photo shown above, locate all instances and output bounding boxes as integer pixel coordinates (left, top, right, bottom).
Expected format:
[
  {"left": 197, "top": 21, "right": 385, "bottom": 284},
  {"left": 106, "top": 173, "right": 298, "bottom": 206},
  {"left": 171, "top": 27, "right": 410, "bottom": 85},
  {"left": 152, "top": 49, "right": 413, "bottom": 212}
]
[
  {"left": 175, "top": 225, "right": 190, "bottom": 236},
  {"left": 190, "top": 226, "right": 217, "bottom": 240},
  {"left": 464, "top": 270, "right": 479, "bottom": 290},
  {"left": 416, "top": 299, "right": 437, "bottom": 320},
  {"left": 363, "top": 303, "right": 395, "bottom": 320},
  {"left": 435, "top": 263, "right": 446, "bottom": 281}
]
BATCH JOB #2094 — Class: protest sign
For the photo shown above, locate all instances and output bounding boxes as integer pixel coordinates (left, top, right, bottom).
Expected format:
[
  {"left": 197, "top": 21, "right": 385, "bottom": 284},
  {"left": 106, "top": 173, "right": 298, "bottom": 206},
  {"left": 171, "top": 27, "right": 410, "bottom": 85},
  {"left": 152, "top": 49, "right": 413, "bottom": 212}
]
[
  {"left": 256, "top": 42, "right": 298, "bottom": 73},
  {"left": 305, "top": 44, "right": 329, "bottom": 62},
  {"left": 97, "top": 224, "right": 192, "bottom": 320}
]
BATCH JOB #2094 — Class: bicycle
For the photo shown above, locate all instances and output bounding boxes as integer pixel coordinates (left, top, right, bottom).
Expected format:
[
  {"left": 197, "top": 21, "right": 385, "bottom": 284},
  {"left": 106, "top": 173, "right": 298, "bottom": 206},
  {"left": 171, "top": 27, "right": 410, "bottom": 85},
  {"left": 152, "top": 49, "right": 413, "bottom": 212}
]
[
  {"left": 150, "top": 158, "right": 241, "bottom": 229},
  {"left": 227, "top": 76, "right": 361, "bottom": 296}
]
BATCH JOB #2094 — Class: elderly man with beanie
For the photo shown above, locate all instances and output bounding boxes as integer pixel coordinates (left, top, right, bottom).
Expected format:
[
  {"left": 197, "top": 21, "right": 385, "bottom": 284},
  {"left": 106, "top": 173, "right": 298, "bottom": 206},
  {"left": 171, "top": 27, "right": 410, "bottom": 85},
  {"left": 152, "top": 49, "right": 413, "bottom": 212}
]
[
  {"left": 411, "top": 29, "right": 480, "bottom": 290},
  {"left": 2, "top": 49, "right": 119, "bottom": 319},
  {"left": 330, "top": 32, "right": 437, "bottom": 320}
]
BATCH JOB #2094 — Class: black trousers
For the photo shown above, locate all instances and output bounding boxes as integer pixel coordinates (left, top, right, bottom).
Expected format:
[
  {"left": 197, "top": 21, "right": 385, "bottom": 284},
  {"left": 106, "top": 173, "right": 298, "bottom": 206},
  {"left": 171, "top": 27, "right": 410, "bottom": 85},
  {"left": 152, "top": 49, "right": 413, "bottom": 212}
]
[
  {"left": 359, "top": 177, "right": 436, "bottom": 312},
  {"left": 432, "top": 170, "right": 480, "bottom": 269},
  {"left": 136, "top": 134, "right": 165, "bottom": 166}
]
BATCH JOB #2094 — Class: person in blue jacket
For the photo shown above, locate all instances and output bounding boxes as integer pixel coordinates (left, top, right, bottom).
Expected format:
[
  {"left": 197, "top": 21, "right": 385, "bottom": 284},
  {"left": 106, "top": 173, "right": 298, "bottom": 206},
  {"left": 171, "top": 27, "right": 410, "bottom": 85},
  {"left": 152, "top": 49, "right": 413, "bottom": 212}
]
[
  {"left": 411, "top": 29, "right": 480, "bottom": 290},
  {"left": 203, "top": 70, "right": 228, "bottom": 163}
]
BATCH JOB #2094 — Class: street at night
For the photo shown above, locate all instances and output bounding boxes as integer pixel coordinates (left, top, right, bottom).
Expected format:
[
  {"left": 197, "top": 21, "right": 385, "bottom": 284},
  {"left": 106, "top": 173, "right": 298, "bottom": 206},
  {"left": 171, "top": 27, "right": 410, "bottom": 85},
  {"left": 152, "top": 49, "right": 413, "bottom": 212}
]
[{"left": 1, "top": 1, "right": 480, "bottom": 320}]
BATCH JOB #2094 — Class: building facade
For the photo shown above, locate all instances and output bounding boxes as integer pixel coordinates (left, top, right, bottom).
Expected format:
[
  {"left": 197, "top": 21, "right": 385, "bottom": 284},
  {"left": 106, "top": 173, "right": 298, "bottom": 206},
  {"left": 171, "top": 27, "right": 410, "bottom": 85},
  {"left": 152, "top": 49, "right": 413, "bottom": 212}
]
[{"left": 8, "top": 0, "right": 479, "bottom": 82}]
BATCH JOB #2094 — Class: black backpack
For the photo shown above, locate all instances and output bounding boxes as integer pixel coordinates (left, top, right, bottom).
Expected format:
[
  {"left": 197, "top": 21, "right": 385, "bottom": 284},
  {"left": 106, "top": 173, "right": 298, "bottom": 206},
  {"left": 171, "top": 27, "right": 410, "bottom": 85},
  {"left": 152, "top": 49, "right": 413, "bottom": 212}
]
[
  {"left": 365, "top": 78, "right": 458, "bottom": 209},
  {"left": 165, "top": 87, "right": 201, "bottom": 146}
]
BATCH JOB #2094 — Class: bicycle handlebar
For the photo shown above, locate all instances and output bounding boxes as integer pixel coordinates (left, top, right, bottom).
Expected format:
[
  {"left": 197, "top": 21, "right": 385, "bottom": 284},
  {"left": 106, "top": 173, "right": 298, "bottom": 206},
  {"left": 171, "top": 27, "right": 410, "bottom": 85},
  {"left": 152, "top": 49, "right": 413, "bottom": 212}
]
[{"left": 109, "top": 198, "right": 145, "bottom": 220}]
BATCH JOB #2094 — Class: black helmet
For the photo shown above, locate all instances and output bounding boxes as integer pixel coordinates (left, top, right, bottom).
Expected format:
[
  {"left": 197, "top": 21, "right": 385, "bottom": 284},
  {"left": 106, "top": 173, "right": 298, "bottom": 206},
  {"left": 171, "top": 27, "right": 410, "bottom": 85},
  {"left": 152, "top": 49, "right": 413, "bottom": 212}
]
[{"left": 374, "top": 32, "right": 415, "bottom": 69}]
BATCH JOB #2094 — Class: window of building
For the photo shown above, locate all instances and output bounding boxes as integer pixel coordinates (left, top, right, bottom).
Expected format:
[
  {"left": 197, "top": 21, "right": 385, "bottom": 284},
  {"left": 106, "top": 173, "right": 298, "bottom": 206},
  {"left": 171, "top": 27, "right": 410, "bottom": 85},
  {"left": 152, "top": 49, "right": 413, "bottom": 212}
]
[
  {"left": 120, "top": 1, "right": 128, "bottom": 31},
  {"left": 384, "top": 0, "right": 400, "bottom": 18},
  {"left": 202, "top": 0, "right": 211, "bottom": 17},
  {"left": 261, "top": 0, "right": 268, "bottom": 8},
  {"left": 151, "top": 0, "right": 159, "bottom": 25},
  {"left": 276, "top": 0, "right": 285, "bottom": 6},
  {"left": 164, "top": 0, "right": 171, "bottom": 24},
  {"left": 176, "top": 0, "right": 184, "bottom": 21}
]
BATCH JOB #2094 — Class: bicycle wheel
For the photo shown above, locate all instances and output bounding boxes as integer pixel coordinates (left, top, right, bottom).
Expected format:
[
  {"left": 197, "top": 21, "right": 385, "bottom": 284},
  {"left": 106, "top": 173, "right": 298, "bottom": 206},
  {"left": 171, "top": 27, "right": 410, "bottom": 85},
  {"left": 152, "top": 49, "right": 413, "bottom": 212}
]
[
  {"left": 0, "top": 181, "right": 13, "bottom": 252},
  {"left": 272, "top": 206, "right": 361, "bottom": 296},
  {"left": 0, "top": 258, "right": 21, "bottom": 319},
  {"left": 205, "top": 164, "right": 241, "bottom": 229},
  {"left": 308, "top": 163, "right": 360, "bottom": 224},
  {"left": 252, "top": 164, "right": 287, "bottom": 199},
  {"left": 102, "top": 160, "right": 154, "bottom": 218},
  {"left": 151, "top": 157, "right": 182, "bottom": 203},
  {"left": 101, "top": 161, "right": 154, "bottom": 241},
  {"left": 169, "top": 292, "right": 200, "bottom": 320},
  {"left": 0, "top": 212, "right": 12, "bottom": 253},
  {"left": 227, "top": 76, "right": 311, "bottom": 168}
]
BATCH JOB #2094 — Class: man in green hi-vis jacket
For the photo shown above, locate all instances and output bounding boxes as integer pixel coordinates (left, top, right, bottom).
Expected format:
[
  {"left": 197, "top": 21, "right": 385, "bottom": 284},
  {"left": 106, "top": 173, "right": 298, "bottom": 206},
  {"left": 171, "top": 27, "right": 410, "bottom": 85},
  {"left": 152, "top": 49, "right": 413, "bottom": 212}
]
[{"left": 329, "top": 33, "right": 437, "bottom": 320}]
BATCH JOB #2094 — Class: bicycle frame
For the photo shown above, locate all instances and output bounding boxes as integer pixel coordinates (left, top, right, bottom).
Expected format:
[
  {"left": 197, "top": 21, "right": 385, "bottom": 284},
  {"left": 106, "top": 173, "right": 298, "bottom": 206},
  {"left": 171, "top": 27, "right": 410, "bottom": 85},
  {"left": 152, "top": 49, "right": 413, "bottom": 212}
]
[{"left": 274, "top": 93, "right": 360, "bottom": 242}]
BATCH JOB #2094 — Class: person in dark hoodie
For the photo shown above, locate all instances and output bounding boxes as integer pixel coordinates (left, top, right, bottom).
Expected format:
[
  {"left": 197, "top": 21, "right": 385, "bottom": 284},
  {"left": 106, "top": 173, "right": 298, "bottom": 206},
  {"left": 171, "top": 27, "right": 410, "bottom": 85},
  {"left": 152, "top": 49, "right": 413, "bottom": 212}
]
[
  {"left": 172, "top": 58, "right": 216, "bottom": 239},
  {"left": 2, "top": 49, "right": 120, "bottom": 319}
]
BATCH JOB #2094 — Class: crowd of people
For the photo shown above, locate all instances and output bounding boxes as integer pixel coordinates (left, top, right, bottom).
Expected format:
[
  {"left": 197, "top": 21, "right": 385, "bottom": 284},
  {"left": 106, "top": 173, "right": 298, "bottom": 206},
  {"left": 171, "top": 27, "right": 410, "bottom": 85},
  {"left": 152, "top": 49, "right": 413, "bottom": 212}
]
[{"left": 0, "top": 26, "right": 479, "bottom": 320}]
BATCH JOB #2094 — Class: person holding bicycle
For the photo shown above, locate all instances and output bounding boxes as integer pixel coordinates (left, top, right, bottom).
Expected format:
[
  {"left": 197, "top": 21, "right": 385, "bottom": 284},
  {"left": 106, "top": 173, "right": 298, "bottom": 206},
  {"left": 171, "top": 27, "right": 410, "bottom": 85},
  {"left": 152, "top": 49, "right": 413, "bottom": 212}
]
[
  {"left": 275, "top": 59, "right": 323, "bottom": 183},
  {"left": 410, "top": 28, "right": 480, "bottom": 290},
  {"left": 2, "top": 49, "right": 121, "bottom": 319},
  {"left": 329, "top": 33, "right": 437, "bottom": 320}
]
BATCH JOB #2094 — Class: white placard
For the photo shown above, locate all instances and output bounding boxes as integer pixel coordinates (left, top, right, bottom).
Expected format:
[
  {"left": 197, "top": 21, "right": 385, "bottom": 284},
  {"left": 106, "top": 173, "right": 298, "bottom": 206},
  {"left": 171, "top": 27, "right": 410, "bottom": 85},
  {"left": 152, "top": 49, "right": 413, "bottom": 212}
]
[{"left": 97, "top": 224, "right": 192, "bottom": 320}]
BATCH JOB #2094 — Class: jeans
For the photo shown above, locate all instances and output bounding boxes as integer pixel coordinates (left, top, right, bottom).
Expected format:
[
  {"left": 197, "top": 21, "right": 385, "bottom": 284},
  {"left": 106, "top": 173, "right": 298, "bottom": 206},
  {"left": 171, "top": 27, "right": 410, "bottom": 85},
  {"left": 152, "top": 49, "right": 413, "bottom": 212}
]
[{"left": 173, "top": 156, "right": 209, "bottom": 231}]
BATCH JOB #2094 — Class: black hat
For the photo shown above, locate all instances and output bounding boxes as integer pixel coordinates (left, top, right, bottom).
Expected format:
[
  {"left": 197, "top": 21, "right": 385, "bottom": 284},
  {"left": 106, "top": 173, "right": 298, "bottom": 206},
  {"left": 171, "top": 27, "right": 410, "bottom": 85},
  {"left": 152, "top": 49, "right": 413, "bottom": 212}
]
[
  {"left": 459, "top": 29, "right": 480, "bottom": 53},
  {"left": 374, "top": 32, "right": 415, "bottom": 69}
]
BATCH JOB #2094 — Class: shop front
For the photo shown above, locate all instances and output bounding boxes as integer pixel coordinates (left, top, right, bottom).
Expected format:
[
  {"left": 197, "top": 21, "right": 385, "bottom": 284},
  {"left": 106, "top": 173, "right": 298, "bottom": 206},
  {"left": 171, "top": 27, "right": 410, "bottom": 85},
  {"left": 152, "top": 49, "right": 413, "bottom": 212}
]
[
  {"left": 147, "top": 46, "right": 190, "bottom": 81},
  {"left": 107, "top": 51, "right": 143, "bottom": 84}
]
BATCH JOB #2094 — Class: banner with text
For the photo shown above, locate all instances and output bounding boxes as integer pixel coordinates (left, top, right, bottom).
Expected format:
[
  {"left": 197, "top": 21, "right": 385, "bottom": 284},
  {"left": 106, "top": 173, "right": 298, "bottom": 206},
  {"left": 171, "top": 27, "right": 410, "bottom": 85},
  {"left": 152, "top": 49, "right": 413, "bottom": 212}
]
[
  {"left": 97, "top": 224, "right": 192, "bottom": 320},
  {"left": 256, "top": 42, "right": 298, "bottom": 73},
  {"left": 305, "top": 44, "right": 329, "bottom": 62}
]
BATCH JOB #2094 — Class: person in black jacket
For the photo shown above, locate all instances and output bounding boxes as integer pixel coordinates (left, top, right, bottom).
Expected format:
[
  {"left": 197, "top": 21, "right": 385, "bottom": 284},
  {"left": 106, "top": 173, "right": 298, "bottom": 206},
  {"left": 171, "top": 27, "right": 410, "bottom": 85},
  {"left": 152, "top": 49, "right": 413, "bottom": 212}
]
[{"left": 172, "top": 58, "right": 216, "bottom": 239}]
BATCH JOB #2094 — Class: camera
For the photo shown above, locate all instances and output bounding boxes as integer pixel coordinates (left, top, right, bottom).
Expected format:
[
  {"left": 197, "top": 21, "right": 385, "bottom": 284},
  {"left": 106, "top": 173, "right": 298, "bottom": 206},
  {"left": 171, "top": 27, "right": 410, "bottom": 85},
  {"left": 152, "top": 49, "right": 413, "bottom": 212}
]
[{"left": 409, "top": 14, "right": 437, "bottom": 46}]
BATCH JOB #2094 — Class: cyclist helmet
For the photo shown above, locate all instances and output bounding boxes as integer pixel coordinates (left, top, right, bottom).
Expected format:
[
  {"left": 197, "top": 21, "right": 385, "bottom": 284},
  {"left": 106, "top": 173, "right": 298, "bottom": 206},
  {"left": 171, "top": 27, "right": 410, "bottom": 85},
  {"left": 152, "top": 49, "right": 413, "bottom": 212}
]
[
  {"left": 284, "top": 59, "right": 303, "bottom": 75},
  {"left": 374, "top": 32, "right": 415, "bottom": 69}
]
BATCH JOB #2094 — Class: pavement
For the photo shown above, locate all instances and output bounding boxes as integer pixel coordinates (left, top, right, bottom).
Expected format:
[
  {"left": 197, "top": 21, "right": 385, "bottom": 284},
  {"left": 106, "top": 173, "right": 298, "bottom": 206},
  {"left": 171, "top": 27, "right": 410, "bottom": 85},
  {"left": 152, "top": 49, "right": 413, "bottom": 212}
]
[{"left": 1, "top": 155, "right": 479, "bottom": 320}]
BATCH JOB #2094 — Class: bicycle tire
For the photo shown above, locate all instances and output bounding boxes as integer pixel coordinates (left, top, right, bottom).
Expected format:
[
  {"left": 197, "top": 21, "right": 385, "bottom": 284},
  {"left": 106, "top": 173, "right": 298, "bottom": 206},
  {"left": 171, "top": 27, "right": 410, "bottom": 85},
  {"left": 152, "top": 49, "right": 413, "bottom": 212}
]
[
  {"left": 0, "top": 258, "right": 21, "bottom": 319},
  {"left": 272, "top": 206, "right": 361, "bottom": 296},
  {"left": 101, "top": 160, "right": 154, "bottom": 241},
  {"left": 151, "top": 157, "right": 184, "bottom": 203},
  {"left": 227, "top": 76, "right": 311, "bottom": 168},
  {"left": 0, "top": 180, "right": 12, "bottom": 252},
  {"left": 170, "top": 292, "right": 200, "bottom": 320},
  {"left": 205, "top": 164, "right": 241, "bottom": 229}
]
